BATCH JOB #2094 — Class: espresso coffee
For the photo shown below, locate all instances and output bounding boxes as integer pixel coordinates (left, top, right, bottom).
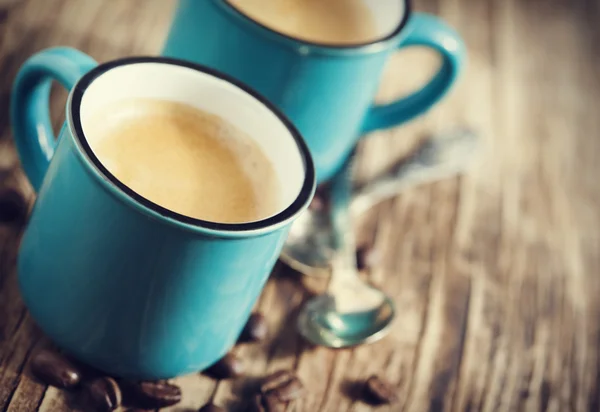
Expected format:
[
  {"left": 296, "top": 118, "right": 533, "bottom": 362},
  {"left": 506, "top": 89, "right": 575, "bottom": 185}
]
[
  {"left": 86, "top": 99, "right": 281, "bottom": 223},
  {"left": 226, "top": 0, "right": 379, "bottom": 45}
]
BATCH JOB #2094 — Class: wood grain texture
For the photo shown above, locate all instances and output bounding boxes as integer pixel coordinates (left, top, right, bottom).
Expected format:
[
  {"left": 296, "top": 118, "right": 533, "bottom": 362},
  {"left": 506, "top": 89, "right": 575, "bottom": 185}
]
[{"left": 0, "top": 0, "right": 599, "bottom": 411}]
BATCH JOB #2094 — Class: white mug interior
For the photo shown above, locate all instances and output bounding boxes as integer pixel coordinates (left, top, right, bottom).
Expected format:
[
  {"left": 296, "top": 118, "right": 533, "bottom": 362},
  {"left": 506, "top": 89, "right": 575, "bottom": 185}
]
[
  {"left": 78, "top": 61, "right": 306, "bottom": 223},
  {"left": 363, "top": 0, "right": 406, "bottom": 42}
]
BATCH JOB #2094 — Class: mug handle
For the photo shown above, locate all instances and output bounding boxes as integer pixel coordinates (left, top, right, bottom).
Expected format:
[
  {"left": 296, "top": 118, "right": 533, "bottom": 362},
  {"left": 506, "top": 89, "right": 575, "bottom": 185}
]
[
  {"left": 361, "top": 13, "right": 466, "bottom": 134},
  {"left": 11, "top": 47, "right": 97, "bottom": 191}
]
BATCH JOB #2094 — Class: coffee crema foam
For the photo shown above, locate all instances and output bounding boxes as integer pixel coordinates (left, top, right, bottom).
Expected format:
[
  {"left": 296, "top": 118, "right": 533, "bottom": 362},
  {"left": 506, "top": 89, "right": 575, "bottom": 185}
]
[
  {"left": 86, "top": 99, "right": 281, "bottom": 224},
  {"left": 226, "top": 0, "right": 379, "bottom": 45}
]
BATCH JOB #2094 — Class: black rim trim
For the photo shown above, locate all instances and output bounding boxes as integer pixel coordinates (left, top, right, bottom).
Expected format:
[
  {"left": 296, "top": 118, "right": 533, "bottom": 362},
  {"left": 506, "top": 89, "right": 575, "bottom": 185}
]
[
  {"left": 70, "top": 56, "right": 315, "bottom": 233},
  {"left": 219, "top": 0, "right": 412, "bottom": 50}
]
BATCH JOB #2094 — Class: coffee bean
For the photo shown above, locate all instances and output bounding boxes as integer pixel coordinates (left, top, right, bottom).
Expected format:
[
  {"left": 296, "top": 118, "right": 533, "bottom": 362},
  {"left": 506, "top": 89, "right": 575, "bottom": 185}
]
[
  {"left": 0, "top": 188, "right": 27, "bottom": 224},
  {"left": 239, "top": 312, "right": 268, "bottom": 343},
  {"left": 29, "top": 349, "right": 81, "bottom": 389},
  {"left": 262, "top": 393, "right": 285, "bottom": 412},
  {"left": 356, "top": 245, "right": 380, "bottom": 270},
  {"left": 267, "top": 377, "right": 305, "bottom": 402},
  {"left": 125, "top": 408, "right": 162, "bottom": 412},
  {"left": 260, "top": 370, "right": 305, "bottom": 401},
  {"left": 204, "top": 352, "right": 245, "bottom": 379},
  {"left": 123, "top": 381, "right": 182, "bottom": 409},
  {"left": 260, "top": 370, "right": 293, "bottom": 393},
  {"left": 363, "top": 375, "right": 397, "bottom": 405},
  {"left": 84, "top": 377, "right": 121, "bottom": 412},
  {"left": 248, "top": 394, "right": 266, "bottom": 412},
  {"left": 198, "top": 403, "right": 226, "bottom": 412},
  {"left": 248, "top": 393, "right": 285, "bottom": 412}
]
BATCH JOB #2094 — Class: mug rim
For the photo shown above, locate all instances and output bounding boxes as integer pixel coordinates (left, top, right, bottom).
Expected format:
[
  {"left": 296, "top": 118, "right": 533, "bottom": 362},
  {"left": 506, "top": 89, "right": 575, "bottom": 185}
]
[
  {"left": 67, "top": 56, "right": 316, "bottom": 237},
  {"left": 214, "top": 0, "right": 412, "bottom": 54}
]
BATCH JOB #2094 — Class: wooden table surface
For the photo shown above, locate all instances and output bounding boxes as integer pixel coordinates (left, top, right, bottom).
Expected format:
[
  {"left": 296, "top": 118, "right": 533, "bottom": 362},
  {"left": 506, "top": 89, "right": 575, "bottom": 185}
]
[{"left": 1, "top": 0, "right": 600, "bottom": 411}]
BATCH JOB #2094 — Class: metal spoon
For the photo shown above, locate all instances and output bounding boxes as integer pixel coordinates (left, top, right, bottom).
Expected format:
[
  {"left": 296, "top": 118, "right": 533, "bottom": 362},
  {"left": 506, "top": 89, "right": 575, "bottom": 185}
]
[
  {"left": 281, "top": 128, "right": 479, "bottom": 277},
  {"left": 297, "top": 157, "right": 395, "bottom": 348}
]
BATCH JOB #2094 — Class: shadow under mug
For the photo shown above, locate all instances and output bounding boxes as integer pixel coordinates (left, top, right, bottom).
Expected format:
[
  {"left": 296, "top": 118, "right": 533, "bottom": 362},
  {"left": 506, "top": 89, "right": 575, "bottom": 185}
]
[
  {"left": 163, "top": 0, "right": 467, "bottom": 183},
  {"left": 10, "top": 47, "right": 315, "bottom": 379}
]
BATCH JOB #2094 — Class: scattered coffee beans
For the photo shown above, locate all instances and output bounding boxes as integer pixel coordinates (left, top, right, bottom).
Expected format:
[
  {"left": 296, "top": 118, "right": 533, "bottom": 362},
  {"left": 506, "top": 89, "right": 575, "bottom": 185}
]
[
  {"left": 239, "top": 312, "right": 268, "bottom": 343},
  {"left": 249, "top": 393, "right": 284, "bottom": 412},
  {"left": 0, "top": 188, "right": 27, "bottom": 224},
  {"left": 260, "top": 370, "right": 305, "bottom": 401},
  {"left": 122, "top": 380, "right": 182, "bottom": 409},
  {"left": 30, "top": 349, "right": 81, "bottom": 389},
  {"left": 198, "top": 403, "right": 226, "bottom": 412},
  {"left": 84, "top": 377, "right": 121, "bottom": 412},
  {"left": 247, "top": 370, "right": 307, "bottom": 411},
  {"left": 356, "top": 245, "right": 380, "bottom": 271},
  {"left": 249, "top": 394, "right": 265, "bottom": 412},
  {"left": 204, "top": 352, "right": 245, "bottom": 379},
  {"left": 363, "top": 375, "right": 397, "bottom": 405},
  {"left": 265, "top": 380, "right": 305, "bottom": 403},
  {"left": 262, "top": 393, "right": 285, "bottom": 412},
  {"left": 260, "top": 370, "right": 291, "bottom": 393}
]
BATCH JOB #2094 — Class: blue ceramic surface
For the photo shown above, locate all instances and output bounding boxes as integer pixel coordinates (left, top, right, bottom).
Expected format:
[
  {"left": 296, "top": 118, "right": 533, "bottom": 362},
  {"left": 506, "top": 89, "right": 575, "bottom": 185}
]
[
  {"left": 163, "top": 0, "right": 466, "bottom": 183},
  {"left": 11, "top": 48, "right": 315, "bottom": 379}
]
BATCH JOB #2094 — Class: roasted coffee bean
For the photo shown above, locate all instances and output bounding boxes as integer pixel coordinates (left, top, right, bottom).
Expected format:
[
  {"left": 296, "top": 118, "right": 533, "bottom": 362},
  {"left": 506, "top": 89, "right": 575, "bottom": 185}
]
[
  {"left": 260, "top": 370, "right": 293, "bottom": 393},
  {"left": 248, "top": 393, "right": 285, "bottom": 412},
  {"left": 262, "top": 393, "right": 286, "bottom": 412},
  {"left": 356, "top": 245, "right": 380, "bottom": 270},
  {"left": 239, "top": 312, "right": 268, "bottom": 343},
  {"left": 248, "top": 394, "right": 266, "bottom": 412},
  {"left": 198, "top": 403, "right": 226, "bottom": 412},
  {"left": 266, "top": 377, "right": 305, "bottom": 402},
  {"left": 0, "top": 188, "right": 27, "bottom": 224},
  {"left": 125, "top": 409, "right": 162, "bottom": 412},
  {"left": 84, "top": 377, "right": 121, "bottom": 412},
  {"left": 204, "top": 352, "right": 245, "bottom": 379},
  {"left": 29, "top": 349, "right": 81, "bottom": 389},
  {"left": 260, "top": 370, "right": 305, "bottom": 401},
  {"left": 363, "top": 375, "right": 397, "bottom": 405},
  {"left": 124, "top": 381, "right": 182, "bottom": 408}
]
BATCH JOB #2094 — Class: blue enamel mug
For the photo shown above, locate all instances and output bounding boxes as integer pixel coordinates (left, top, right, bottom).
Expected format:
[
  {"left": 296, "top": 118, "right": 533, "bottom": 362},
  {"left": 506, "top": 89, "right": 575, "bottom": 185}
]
[
  {"left": 163, "top": 0, "right": 466, "bottom": 183},
  {"left": 11, "top": 48, "right": 315, "bottom": 379}
]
